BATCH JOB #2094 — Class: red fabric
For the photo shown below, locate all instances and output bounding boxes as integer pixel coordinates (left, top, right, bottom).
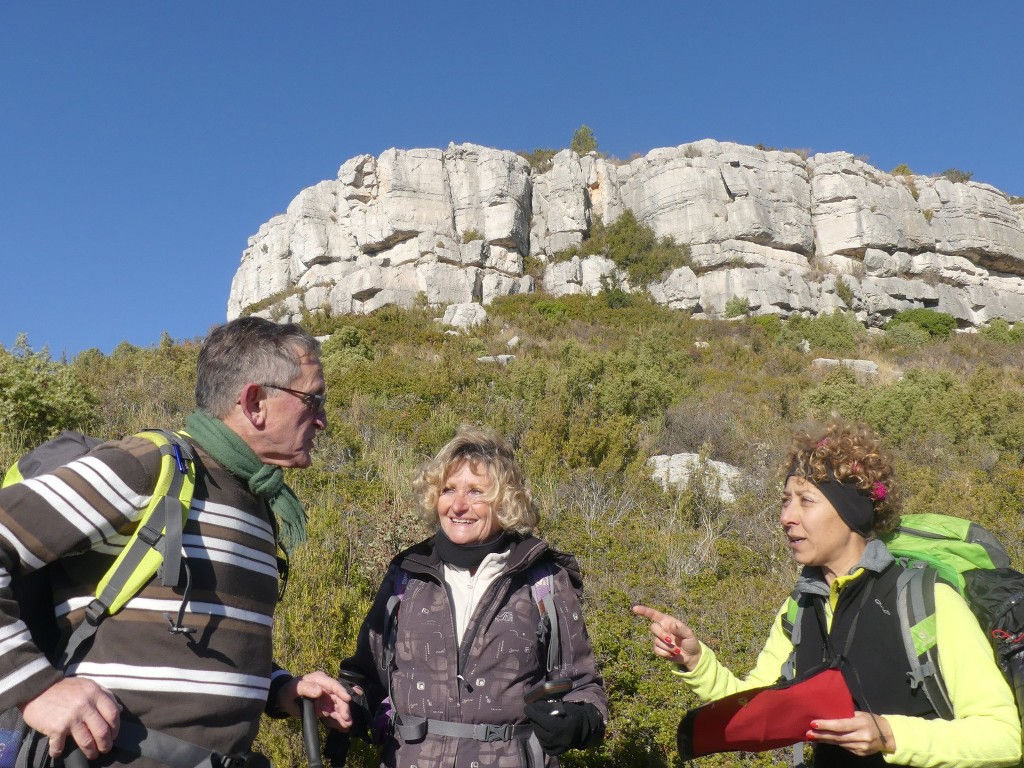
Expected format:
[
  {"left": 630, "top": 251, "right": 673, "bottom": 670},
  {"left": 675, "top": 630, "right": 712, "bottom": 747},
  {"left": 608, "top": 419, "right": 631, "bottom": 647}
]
[{"left": 678, "top": 668, "right": 855, "bottom": 758}]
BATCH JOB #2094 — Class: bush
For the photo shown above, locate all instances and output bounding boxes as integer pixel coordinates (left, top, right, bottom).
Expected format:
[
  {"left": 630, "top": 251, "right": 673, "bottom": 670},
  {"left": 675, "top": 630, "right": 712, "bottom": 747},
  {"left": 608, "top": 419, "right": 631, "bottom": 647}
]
[
  {"left": 834, "top": 277, "right": 854, "bottom": 307},
  {"left": 517, "top": 147, "right": 557, "bottom": 172},
  {"left": 555, "top": 211, "right": 691, "bottom": 287},
  {"left": 461, "top": 228, "right": 484, "bottom": 243},
  {"left": 890, "top": 163, "right": 914, "bottom": 176},
  {"left": 780, "top": 311, "right": 866, "bottom": 354},
  {"left": 883, "top": 321, "right": 930, "bottom": 349},
  {"left": 979, "top": 319, "right": 1024, "bottom": 344},
  {"left": 887, "top": 308, "right": 957, "bottom": 339},
  {"left": 724, "top": 296, "right": 751, "bottom": 318},
  {"left": 599, "top": 276, "right": 633, "bottom": 309},
  {"left": 570, "top": 124, "right": 598, "bottom": 155},
  {"left": 940, "top": 168, "right": 973, "bottom": 184},
  {"left": 0, "top": 336, "right": 99, "bottom": 450},
  {"left": 747, "top": 314, "right": 783, "bottom": 341}
]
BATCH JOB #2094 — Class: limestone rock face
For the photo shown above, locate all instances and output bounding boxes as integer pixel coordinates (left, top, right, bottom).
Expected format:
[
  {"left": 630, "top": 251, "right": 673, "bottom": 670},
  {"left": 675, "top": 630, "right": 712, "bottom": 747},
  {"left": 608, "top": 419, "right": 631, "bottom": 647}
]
[
  {"left": 228, "top": 144, "right": 533, "bottom": 320},
  {"left": 228, "top": 140, "right": 1024, "bottom": 329},
  {"left": 647, "top": 453, "right": 742, "bottom": 502}
]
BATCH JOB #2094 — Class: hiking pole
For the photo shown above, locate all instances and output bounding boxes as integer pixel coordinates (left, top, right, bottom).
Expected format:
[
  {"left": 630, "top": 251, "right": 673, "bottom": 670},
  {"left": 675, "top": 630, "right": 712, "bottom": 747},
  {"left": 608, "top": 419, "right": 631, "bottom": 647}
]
[{"left": 300, "top": 697, "right": 323, "bottom": 768}]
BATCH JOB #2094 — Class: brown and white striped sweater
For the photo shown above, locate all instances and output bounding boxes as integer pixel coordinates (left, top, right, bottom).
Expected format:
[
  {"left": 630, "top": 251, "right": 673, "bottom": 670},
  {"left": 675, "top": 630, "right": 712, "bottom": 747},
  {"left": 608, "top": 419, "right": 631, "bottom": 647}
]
[{"left": 0, "top": 434, "right": 287, "bottom": 765}]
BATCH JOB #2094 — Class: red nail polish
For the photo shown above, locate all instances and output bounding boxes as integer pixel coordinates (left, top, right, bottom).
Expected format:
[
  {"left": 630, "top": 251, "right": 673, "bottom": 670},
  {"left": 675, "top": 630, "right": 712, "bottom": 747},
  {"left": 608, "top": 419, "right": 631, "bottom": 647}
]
[
  {"left": 806, "top": 731, "right": 815, "bottom": 741},
  {"left": 810, "top": 721, "right": 819, "bottom": 729},
  {"left": 672, "top": 647, "right": 682, "bottom": 655},
  {"left": 664, "top": 636, "right": 674, "bottom": 644}
]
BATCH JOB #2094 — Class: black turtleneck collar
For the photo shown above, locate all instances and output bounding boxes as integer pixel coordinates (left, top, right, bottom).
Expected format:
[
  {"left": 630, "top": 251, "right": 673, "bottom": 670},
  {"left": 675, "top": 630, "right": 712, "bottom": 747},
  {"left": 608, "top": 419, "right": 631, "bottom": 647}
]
[{"left": 433, "top": 528, "right": 512, "bottom": 570}]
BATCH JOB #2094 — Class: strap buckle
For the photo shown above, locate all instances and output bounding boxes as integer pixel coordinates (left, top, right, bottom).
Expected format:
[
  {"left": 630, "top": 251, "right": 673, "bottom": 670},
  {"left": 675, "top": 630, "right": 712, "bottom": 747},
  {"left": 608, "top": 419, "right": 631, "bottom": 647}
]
[{"left": 481, "top": 723, "right": 512, "bottom": 742}]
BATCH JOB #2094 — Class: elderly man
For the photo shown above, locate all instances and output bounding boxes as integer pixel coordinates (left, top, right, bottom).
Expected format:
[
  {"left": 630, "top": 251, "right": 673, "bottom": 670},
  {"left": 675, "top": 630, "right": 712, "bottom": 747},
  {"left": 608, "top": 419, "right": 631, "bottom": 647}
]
[{"left": 0, "top": 317, "right": 353, "bottom": 768}]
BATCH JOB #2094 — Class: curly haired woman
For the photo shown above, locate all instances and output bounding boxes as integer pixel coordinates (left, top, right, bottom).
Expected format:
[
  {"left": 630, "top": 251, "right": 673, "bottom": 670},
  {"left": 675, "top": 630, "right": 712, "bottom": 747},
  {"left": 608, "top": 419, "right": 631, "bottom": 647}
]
[{"left": 635, "top": 418, "right": 1021, "bottom": 768}]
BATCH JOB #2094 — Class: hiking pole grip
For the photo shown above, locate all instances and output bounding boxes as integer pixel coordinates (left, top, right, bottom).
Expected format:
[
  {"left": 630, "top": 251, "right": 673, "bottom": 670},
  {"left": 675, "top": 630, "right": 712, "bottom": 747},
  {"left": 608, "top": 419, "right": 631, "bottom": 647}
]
[
  {"left": 300, "top": 697, "right": 323, "bottom": 768},
  {"left": 63, "top": 746, "right": 90, "bottom": 768}
]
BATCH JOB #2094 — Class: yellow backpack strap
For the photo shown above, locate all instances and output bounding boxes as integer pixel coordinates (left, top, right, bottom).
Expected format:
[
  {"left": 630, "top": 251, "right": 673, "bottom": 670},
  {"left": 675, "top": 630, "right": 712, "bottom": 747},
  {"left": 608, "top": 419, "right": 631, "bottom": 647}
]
[
  {"left": 56, "top": 430, "right": 196, "bottom": 668},
  {"left": 3, "top": 463, "right": 24, "bottom": 486}
]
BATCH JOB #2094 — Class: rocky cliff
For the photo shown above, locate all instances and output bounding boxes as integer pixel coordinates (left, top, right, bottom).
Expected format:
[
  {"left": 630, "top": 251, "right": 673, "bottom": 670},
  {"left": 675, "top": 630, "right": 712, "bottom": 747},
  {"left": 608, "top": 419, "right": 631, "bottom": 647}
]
[{"left": 228, "top": 140, "right": 1024, "bottom": 327}]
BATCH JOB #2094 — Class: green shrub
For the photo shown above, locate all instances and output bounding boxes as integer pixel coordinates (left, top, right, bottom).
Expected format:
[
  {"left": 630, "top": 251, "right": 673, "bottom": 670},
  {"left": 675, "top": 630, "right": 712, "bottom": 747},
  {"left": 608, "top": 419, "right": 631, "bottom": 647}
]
[
  {"left": 570, "top": 124, "right": 598, "bottom": 155},
  {"left": 240, "top": 287, "right": 303, "bottom": 318},
  {"left": 748, "top": 314, "right": 783, "bottom": 341},
  {"left": 803, "top": 366, "right": 867, "bottom": 422},
  {"left": 724, "top": 296, "right": 751, "bottom": 318},
  {"left": 887, "top": 308, "right": 957, "bottom": 339},
  {"left": 517, "top": 147, "right": 557, "bottom": 172},
  {"left": 523, "top": 254, "right": 546, "bottom": 280},
  {"left": 554, "top": 211, "right": 692, "bottom": 287},
  {"left": 979, "top": 319, "right": 1024, "bottom": 344},
  {"left": 834, "top": 277, "right": 855, "bottom": 307},
  {"left": 0, "top": 336, "right": 99, "bottom": 450},
  {"left": 890, "top": 163, "right": 913, "bottom": 176},
  {"left": 940, "top": 168, "right": 973, "bottom": 184},
  {"left": 599, "top": 275, "right": 633, "bottom": 308},
  {"left": 882, "top": 320, "right": 930, "bottom": 349},
  {"left": 779, "top": 311, "right": 866, "bottom": 354},
  {"left": 461, "top": 228, "right": 484, "bottom": 243}
]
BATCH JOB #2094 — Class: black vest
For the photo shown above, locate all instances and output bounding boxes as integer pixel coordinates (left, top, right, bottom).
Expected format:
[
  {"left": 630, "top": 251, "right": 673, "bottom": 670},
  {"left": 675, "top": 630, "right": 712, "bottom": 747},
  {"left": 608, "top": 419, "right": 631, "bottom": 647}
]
[{"left": 794, "top": 564, "right": 937, "bottom": 768}]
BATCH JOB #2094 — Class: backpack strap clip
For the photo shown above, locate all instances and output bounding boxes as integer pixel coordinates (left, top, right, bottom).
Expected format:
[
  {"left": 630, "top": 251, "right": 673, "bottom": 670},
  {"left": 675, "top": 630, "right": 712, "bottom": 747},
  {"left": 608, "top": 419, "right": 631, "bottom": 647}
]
[{"left": 905, "top": 659, "right": 938, "bottom": 691}]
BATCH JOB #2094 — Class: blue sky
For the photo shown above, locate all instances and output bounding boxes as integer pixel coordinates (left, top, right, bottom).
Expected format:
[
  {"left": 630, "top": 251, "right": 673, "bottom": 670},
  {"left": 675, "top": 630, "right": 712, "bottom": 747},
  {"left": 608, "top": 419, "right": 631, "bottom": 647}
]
[{"left": 2, "top": 1, "right": 1022, "bottom": 358}]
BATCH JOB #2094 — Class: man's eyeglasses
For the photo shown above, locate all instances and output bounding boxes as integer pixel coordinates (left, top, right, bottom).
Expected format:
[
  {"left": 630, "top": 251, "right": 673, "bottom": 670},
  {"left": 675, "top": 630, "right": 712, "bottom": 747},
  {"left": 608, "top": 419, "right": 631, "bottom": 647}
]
[{"left": 261, "top": 384, "right": 327, "bottom": 413}]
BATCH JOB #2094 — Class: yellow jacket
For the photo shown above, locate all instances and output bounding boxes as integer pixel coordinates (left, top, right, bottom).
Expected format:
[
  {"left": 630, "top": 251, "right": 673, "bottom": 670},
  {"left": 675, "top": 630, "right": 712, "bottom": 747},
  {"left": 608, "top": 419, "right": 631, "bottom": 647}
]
[{"left": 675, "top": 567, "right": 1021, "bottom": 768}]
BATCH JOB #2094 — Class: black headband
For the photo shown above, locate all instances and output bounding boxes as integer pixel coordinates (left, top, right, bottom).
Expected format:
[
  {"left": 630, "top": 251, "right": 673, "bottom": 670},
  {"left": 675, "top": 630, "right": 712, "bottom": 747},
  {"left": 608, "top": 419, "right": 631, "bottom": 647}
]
[{"left": 789, "top": 467, "right": 874, "bottom": 537}]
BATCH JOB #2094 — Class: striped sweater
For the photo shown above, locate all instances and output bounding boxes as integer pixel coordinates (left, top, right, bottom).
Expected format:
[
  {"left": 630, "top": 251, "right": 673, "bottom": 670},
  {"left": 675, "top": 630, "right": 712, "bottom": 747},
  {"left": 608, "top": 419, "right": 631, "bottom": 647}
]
[{"left": 0, "top": 434, "right": 287, "bottom": 765}]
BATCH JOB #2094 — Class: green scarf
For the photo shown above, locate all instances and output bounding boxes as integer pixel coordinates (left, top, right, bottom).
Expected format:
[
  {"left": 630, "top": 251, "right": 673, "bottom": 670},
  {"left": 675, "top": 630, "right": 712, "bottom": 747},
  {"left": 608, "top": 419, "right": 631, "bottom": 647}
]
[{"left": 184, "top": 409, "right": 307, "bottom": 554}]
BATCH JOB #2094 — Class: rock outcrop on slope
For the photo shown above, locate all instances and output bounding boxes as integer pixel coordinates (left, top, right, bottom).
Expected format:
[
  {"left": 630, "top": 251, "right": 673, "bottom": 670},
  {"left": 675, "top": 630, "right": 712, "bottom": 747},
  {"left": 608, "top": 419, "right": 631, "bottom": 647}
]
[{"left": 228, "top": 140, "right": 1024, "bottom": 328}]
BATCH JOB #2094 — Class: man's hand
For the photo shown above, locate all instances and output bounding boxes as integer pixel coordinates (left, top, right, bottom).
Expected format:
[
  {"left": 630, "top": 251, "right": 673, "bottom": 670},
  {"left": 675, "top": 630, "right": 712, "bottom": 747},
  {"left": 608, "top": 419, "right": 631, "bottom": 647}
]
[
  {"left": 276, "top": 672, "right": 360, "bottom": 731},
  {"left": 20, "top": 678, "right": 121, "bottom": 759}
]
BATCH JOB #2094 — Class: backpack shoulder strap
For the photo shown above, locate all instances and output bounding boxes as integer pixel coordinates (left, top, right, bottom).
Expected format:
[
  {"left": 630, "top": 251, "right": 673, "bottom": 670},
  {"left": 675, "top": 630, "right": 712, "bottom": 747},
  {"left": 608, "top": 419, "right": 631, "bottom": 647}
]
[
  {"left": 780, "top": 593, "right": 802, "bottom": 681},
  {"left": 528, "top": 560, "right": 560, "bottom": 674},
  {"left": 56, "top": 430, "right": 197, "bottom": 668},
  {"left": 382, "top": 567, "right": 409, "bottom": 673},
  {"left": 895, "top": 566, "right": 953, "bottom": 720}
]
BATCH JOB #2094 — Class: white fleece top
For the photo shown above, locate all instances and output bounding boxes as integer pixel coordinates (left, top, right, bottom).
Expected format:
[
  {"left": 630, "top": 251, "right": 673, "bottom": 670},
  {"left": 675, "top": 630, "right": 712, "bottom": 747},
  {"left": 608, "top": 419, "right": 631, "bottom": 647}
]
[{"left": 443, "top": 550, "right": 511, "bottom": 642}]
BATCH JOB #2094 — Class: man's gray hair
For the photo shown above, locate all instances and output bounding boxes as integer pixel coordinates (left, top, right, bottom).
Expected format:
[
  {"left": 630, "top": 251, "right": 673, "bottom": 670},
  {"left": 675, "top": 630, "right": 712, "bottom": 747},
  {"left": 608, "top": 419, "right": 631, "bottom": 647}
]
[{"left": 195, "top": 317, "right": 321, "bottom": 418}]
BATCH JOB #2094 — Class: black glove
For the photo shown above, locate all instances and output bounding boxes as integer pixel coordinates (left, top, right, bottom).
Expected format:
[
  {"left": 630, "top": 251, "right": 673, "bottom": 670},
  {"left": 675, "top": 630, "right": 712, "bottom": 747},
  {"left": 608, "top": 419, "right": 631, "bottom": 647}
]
[
  {"left": 323, "top": 731, "right": 351, "bottom": 768},
  {"left": 524, "top": 701, "right": 605, "bottom": 756}
]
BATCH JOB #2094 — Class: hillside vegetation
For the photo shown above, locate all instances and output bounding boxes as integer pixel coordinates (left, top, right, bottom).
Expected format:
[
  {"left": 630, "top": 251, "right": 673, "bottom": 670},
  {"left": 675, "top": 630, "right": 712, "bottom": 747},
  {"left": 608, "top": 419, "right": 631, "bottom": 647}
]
[{"left": 4, "top": 298, "right": 1024, "bottom": 768}]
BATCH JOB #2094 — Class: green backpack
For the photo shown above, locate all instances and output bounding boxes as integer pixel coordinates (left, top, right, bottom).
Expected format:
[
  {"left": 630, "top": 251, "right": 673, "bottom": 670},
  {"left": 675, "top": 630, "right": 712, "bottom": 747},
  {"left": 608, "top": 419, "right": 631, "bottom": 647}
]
[{"left": 784, "top": 513, "right": 1024, "bottom": 724}]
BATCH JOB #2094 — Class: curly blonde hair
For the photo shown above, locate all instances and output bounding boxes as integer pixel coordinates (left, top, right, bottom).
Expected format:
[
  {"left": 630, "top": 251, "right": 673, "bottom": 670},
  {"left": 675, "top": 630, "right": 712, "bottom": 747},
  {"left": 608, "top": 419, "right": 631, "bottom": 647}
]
[
  {"left": 784, "top": 417, "right": 901, "bottom": 535},
  {"left": 412, "top": 425, "right": 539, "bottom": 536}
]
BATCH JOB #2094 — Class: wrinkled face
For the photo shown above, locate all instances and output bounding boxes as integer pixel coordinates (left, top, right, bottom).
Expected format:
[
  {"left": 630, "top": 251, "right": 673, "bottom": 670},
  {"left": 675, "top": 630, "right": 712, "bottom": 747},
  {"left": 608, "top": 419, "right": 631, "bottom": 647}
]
[
  {"left": 780, "top": 475, "right": 865, "bottom": 581},
  {"left": 436, "top": 461, "right": 503, "bottom": 545},
  {"left": 258, "top": 352, "right": 327, "bottom": 468}
]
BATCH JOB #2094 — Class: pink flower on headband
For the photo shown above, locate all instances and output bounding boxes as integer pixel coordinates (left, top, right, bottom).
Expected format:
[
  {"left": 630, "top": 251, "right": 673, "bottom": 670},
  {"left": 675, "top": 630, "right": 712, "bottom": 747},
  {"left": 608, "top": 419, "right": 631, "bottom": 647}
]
[
  {"left": 870, "top": 482, "right": 888, "bottom": 502},
  {"left": 816, "top": 438, "right": 829, "bottom": 449},
  {"left": 849, "top": 461, "right": 862, "bottom": 474}
]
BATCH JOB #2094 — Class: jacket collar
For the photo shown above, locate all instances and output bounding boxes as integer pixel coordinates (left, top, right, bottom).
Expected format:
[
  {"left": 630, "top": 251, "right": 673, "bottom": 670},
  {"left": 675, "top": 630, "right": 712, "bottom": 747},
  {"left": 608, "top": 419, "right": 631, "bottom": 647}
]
[
  {"left": 396, "top": 533, "right": 551, "bottom": 578},
  {"left": 793, "top": 538, "right": 893, "bottom": 599}
]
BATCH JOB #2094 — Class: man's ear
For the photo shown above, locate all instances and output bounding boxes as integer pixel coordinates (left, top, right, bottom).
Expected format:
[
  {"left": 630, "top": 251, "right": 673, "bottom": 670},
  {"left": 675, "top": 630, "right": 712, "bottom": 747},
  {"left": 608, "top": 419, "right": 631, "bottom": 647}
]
[{"left": 237, "top": 383, "right": 268, "bottom": 428}]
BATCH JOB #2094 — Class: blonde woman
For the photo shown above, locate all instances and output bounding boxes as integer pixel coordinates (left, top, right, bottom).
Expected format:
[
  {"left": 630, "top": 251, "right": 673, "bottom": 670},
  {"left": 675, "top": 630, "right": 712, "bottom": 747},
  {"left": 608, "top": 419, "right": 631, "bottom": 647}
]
[{"left": 334, "top": 426, "right": 607, "bottom": 768}]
